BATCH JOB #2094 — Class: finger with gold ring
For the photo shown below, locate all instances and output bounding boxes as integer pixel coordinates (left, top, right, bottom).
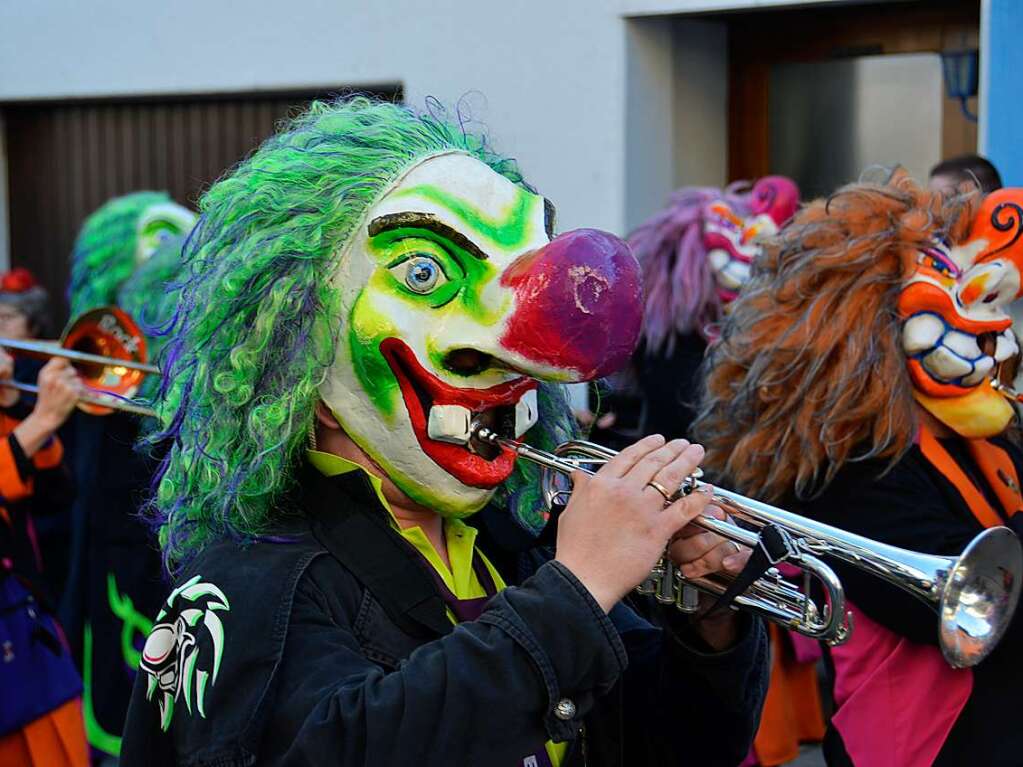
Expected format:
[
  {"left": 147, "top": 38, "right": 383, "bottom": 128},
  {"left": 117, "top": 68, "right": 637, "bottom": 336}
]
[{"left": 646, "top": 480, "right": 673, "bottom": 503}]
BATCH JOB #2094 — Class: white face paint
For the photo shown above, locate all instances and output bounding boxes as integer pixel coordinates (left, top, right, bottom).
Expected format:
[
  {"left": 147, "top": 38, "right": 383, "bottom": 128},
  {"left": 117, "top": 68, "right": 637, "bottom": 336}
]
[
  {"left": 135, "top": 202, "right": 197, "bottom": 264},
  {"left": 318, "top": 153, "right": 553, "bottom": 515}
]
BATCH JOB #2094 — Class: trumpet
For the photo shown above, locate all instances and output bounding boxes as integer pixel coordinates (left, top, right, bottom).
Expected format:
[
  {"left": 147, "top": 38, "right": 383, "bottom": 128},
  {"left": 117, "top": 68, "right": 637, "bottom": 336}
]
[
  {"left": 0, "top": 307, "right": 158, "bottom": 418},
  {"left": 474, "top": 429, "right": 1023, "bottom": 669}
]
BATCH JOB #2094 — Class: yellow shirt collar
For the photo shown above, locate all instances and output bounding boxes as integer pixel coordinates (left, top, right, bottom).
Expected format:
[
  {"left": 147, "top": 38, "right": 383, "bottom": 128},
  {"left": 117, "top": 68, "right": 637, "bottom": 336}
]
[{"left": 306, "top": 449, "right": 498, "bottom": 597}]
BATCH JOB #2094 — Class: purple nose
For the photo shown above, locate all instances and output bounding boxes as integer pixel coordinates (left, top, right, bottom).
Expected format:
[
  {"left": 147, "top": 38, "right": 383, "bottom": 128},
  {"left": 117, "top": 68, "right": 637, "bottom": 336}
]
[{"left": 498, "top": 228, "right": 642, "bottom": 380}]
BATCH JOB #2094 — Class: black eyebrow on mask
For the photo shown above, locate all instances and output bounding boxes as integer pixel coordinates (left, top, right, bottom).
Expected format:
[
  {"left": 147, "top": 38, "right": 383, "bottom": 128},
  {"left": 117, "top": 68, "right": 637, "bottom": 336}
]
[
  {"left": 543, "top": 198, "right": 556, "bottom": 238},
  {"left": 367, "top": 212, "right": 489, "bottom": 261}
]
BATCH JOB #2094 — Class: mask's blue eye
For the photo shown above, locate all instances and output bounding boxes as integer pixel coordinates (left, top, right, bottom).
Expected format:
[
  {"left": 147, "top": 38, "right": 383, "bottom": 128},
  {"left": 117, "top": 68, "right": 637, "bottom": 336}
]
[{"left": 393, "top": 255, "right": 447, "bottom": 294}]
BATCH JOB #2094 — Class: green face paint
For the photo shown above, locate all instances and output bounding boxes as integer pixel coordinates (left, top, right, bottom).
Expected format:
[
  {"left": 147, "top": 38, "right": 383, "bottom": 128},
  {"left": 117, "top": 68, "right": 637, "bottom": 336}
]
[
  {"left": 134, "top": 202, "right": 197, "bottom": 264},
  {"left": 391, "top": 181, "right": 541, "bottom": 250},
  {"left": 320, "top": 153, "right": 551, "bottom": 517}
]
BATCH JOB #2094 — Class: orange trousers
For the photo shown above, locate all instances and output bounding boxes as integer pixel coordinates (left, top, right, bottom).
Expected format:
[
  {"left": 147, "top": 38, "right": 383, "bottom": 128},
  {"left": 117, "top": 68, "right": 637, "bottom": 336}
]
[
  {"left": 0, "top": 697, "right": 88, "bottom": 767},
  {"left": 751, "top": 624, "right": 827, "bottom": 766}
]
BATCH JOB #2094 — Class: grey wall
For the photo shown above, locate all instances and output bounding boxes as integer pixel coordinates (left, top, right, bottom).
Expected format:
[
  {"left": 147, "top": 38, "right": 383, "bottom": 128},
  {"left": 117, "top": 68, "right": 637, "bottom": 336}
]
[{"left": 770, "top": 52, "right": 943, "bottom": 197}]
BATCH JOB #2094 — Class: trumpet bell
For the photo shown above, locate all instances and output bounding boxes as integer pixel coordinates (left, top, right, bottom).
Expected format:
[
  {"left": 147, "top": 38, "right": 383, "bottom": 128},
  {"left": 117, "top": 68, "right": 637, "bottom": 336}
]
[
  {"left": 474, "top": 428, "right": 1023, "bottom": 667},
  {"left": 940, "top": 526, "right": 1023, "bottom": 668}
]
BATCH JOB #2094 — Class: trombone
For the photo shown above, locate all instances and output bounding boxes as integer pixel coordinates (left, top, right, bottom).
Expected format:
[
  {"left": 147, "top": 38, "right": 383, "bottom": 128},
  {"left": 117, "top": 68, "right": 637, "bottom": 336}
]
[
  {"left": 474, "top": 428, "right": 1023, "bottom": 669},
  {"left": 0, "top": 306, "right": 158, "bottom": 418}
]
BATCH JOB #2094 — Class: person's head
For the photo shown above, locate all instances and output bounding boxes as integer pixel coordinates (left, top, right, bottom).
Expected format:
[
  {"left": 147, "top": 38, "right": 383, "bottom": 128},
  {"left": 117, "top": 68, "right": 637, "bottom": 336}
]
[
  {"left": 695, "top": 170, "right": 1023, "bottom": 502},
  {"left": 929, "top": 154, "right": 1003, "bottom": 196},
  {"left": 628, "top": 176, "right": 798, "bottom": 352},
  {"left": 68, "top": 191, "right": 196, "bottom": 317},
  {"left": 150, "top": 97, "right": 643, "bottom": 572},
  {"left": 117, "top": 233, "right": 189, "bottom": 403},
  {"left": 0, "top": 268, "right": 51, "bottom": 340}
]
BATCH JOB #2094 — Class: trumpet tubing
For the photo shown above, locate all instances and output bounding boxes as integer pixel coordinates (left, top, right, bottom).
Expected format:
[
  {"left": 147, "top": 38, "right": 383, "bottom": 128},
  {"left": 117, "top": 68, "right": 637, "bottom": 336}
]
[{"left": 474, "top": 429, "right": 1023, "bottom": 668}]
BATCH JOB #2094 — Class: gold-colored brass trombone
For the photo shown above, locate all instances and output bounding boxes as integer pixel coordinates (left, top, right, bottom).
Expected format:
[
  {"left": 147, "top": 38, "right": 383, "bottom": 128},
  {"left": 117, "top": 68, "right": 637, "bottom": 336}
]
[
  {"left": 474, "top": 429, "right": 1023, "bottom": 669},
  {"left": 0, "top": 306, "right": 158, "bottom": 418}
]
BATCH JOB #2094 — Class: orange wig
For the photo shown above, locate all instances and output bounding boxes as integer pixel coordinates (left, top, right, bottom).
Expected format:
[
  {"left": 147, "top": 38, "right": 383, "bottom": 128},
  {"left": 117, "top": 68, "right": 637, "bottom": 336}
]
[{"left": 693, "top": 172, "right": 977, "bottom": 502}]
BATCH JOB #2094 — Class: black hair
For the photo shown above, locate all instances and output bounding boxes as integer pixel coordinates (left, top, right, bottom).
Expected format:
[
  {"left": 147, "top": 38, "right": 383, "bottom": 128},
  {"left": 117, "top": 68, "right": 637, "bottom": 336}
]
[{"left": 930, "top": 154, "right": 1003, "bottom": 194}]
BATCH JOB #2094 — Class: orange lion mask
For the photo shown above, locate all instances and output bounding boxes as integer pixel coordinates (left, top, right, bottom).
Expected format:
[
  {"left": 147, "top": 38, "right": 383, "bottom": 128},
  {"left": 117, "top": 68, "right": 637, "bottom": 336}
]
[{"left": 695, "top": 172, "right": 1023, "bottom": 502}]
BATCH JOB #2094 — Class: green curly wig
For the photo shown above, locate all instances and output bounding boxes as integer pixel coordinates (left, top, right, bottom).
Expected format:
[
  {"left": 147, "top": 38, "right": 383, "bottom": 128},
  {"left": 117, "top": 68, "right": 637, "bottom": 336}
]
[
  {"left": 68, "top": 191, "right": 176, "bottom": 317},
  {"left": 150, "top": 96, "right": 576, "bottom": 573}
]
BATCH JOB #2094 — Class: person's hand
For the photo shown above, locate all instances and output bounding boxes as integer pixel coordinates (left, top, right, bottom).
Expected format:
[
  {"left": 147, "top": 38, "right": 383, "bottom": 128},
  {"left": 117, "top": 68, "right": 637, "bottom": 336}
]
[
  {"left": 554, "top": 435, "right": 712, "bottom": 612},
  {"left": 667, "top": 504, "right": 749, "bottom": 580},
  {"left": 0, "top": 349, "right": 17, "bottom": 407},
  {"left": 667, "top": 504, "right": 753, "bottom": 650},
  {"left": 32, "top": 358, "right": 80, "bottom": 431},
  {"left": 573, "top": 408, "right": 617, "bottom": 430}
]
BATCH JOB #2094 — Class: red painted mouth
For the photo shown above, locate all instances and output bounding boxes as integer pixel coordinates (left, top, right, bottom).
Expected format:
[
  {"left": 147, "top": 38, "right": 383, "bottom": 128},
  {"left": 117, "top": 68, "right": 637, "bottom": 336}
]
[{"left": 380, "top": 338, "right": 537, "bottom": 488}]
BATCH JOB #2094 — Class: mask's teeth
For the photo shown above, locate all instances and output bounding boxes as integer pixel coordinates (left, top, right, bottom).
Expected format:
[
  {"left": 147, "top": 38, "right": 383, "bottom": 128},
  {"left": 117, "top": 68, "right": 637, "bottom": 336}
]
[
  {"left": 945, "top": 329, "right": 983, "bottom": 360},
  {"left": 962, "top": 356, "right": 994, "bottom": 386},
  {"left": 922, "top": 345, "right": 973, "bottom": 380},
  {"left": 514, "top": 389, "right": 539, "bottom": 437},
  {"left": 902, "top": 313, "right": 944, "bottom": 354},
  {"left": 996, "top": 330, "right": 1019, "bottom": 361},
  {"left": 707, "top": 249, "right": 730, "bottom": 273},
  {"left": 427, "top": 404, "right": 473, "bottom": 445}
]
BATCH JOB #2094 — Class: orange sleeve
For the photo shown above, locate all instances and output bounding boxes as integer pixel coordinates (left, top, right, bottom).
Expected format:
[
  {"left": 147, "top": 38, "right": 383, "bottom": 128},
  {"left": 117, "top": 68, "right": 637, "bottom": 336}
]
[
  {"left": 32, "top": 434, "right": 63, "bottom": 471},
  {"left": 0, "top": 411, "right": 65, "bottom": 500},
  {"left": 0, "top": 434, "right": 33, "bottom": 502}
]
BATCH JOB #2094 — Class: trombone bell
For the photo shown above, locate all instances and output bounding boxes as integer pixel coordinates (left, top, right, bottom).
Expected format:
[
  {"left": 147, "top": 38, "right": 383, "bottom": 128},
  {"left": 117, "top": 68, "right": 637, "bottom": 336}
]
[
  {"left": 60, "top": 307, "right": 151, "bottom": 415},
  {"left": 0, "top": 306, "right": 158, "bottom": 417}
]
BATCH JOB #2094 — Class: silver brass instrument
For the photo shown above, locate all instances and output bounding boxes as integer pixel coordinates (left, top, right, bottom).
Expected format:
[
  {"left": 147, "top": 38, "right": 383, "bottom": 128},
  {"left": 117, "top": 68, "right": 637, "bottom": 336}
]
[{"left": 474, "top": 429, "right": 1023, "bottom": 669}]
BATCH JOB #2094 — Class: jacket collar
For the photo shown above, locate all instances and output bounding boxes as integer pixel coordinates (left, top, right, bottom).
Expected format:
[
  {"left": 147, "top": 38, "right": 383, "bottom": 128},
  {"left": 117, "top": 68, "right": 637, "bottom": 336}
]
[{"left": 298, "top": 462, "right": 452, "bottom": 638}]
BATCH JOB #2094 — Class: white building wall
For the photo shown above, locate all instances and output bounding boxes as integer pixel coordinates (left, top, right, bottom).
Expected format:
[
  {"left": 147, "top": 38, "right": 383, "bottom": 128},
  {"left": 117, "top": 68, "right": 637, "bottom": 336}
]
[
  {"left": 0, "top": 0, "right": 863, "bottom": 409},
  {"left": 0, "top": 0, "right": 844, "bottom": 235},
  {"left": 0, "top": 114, "right": 7, "bottom": 270},
  {"left": 0, "top": 0, "right": 628, "bottom": 236}
]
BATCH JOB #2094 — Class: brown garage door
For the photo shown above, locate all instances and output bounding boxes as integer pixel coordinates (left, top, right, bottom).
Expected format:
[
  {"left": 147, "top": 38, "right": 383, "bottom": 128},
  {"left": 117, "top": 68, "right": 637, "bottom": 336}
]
[{"left": 3, "top": 85, "right": 401, "bottom": 328}]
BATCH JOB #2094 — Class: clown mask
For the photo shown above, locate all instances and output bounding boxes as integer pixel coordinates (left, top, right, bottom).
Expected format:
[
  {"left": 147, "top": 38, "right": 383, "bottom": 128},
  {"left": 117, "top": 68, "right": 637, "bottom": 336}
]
[
  {"left": 135, "top": 202, "right": 197, "bottom": 264},
  {"left": 319, "top": 152, "right": 641, "bottom": 515},
  {"left": 899, "top": 189, "right": 1023, "bottom": 437},
  {"left": 704, "top": 176, "right": 799, "bottom": 301}
]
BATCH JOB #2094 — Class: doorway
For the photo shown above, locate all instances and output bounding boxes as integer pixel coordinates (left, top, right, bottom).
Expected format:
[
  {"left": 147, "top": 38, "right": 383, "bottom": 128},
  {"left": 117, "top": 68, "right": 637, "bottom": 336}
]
[{"left": 726, "top": 0, "right": 979, "bottom": 194}]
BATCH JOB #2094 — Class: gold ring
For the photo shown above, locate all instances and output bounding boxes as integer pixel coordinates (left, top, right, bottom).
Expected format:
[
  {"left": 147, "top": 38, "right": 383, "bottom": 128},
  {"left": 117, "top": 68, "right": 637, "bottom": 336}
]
[{"left": 646, "top": 480, "right": 673, "bottom": 503}]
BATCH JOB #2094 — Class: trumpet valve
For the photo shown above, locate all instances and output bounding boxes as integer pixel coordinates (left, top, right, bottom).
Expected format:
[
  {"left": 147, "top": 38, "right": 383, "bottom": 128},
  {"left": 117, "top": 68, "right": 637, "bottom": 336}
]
[
  {"left": 656, "top": 558, "right": 677, "bottom": 604},
  {"left": 676, "top": 583, "right": 700, "bottom": 613}
]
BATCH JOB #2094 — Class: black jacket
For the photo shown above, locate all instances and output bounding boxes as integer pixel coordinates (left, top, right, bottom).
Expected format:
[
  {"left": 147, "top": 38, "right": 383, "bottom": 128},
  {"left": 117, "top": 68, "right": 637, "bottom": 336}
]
[
  {"left": 121, "top": 465, "right": 768, "bottom": 766},
  {"left": 801, "top": 439, "right": 1023, "bottom": 767}
]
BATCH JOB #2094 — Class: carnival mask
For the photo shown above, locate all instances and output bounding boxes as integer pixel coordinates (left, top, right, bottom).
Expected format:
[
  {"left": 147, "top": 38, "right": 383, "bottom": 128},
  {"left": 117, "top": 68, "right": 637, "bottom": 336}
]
[
  {"left": 319, "top": 153, "right": 641, "bottom": 515},
  {"left": 899, "top": 189, "right": 1023, "bottom": 437},
  {"left": 135, "top": 202, "right": 197, "bottom": 265},
  {"left": 704, "top": 176, "right": 799, "bottom": 301}
]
